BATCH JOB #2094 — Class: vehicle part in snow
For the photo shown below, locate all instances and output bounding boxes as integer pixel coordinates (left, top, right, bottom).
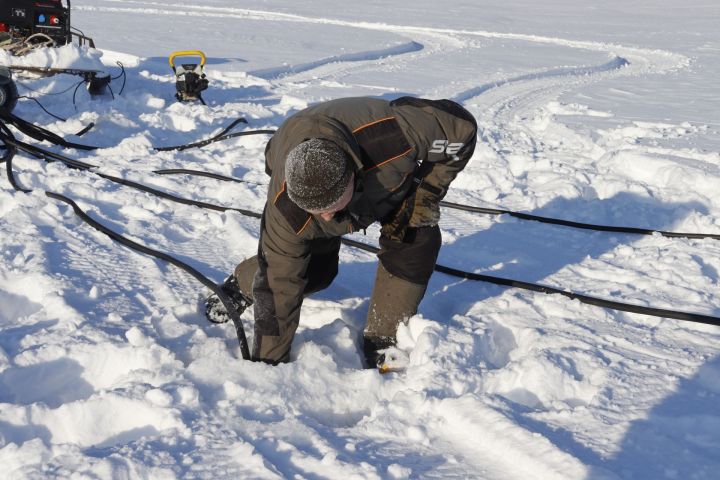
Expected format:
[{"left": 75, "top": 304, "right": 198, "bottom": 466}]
[
  {"left": 10, "top": 63, "right": 123, "bottom": 121},
  {"left": 0, "top": 0, "right": 94, "bottom": 54},
  {"left": 6, "top": 66, "right": 114, "bottom": 109},
  {"left": 205, "top": 275, "right": 253, "bottom": 324},
  {"left": 0, "top": 66, "right": 18, "bottom": 113},
  {"left": 3, "top": 123, "right": 720, "bottom": 334},
  {"left": 6, "top": 65, "right": 103, "bottom": 79},
  {"left": 86, "top": 71, "right": 110, "bottom": 96},
  {"left": 170, "top": 50, "right": 209, "bottom": 104}
]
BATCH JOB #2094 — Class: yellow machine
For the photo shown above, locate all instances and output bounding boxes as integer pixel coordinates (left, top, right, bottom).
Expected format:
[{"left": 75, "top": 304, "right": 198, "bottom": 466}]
[{"left": 169, "top": 50, "right": 208, "bottom": 104}]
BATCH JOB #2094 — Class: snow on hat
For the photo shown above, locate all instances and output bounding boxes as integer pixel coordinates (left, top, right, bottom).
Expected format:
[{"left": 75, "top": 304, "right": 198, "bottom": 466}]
[{"left": 285, "top": 138, "right": 353, "bottom": 212}]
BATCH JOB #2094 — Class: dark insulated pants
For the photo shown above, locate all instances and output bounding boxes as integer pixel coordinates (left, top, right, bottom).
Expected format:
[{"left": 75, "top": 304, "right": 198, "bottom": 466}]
[
  {"left": 234, "top": 236, "right": 341, "bottom": 303},
  {"left": 234, "top": 225, "right": 442, "bottom": 360}
]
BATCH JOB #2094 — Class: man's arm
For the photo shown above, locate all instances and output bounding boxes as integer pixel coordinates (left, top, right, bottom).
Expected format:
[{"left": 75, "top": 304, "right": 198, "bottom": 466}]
[
  {"left": 384, "top": 98, "right": 478, "bottom": 237},
  {"left": 409, "top": 99, "right": 477, "bottom": 227}
]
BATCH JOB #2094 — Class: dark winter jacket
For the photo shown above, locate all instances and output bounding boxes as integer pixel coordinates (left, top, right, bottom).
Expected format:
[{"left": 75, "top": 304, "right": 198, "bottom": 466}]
[{"left": 253, "top": 96, "right": 477, "bottom": 362}]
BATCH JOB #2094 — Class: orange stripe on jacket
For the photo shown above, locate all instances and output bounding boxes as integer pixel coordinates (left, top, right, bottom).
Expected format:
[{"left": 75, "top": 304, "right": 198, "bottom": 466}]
[
  {"left": 352, "top": 116, "right": 396, "bottom": 134},
  {"left": 364, "top": 147, "right": 414, "bottom": 172}
]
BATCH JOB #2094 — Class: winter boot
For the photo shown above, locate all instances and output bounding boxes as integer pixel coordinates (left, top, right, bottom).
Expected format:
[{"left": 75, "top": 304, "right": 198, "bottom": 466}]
[
  {"left": 363, "top": 335, "right": 396, "bottom": 369},
  {"left": 363, "top": 262, "right": 426, "bottom": 368},
  {"left": 205, "top": 274, "right": 253, "bottom": 324}
]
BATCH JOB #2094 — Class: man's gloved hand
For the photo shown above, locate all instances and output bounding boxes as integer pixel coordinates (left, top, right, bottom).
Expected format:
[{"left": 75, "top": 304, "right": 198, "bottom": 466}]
[
  {"left": 380, "top": 194, "right": 413, "bottom": 242},
  {"left": 381, "top": 182, "right": 442, "bottom": 242},
  {"left": 408, "top": 185, "right": 441, "bottom": 228}
]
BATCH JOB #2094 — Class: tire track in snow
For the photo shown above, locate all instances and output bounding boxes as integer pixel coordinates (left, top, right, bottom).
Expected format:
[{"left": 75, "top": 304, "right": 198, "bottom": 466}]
[
  {"left": 248, "top": 41, "right": 424, "bottom": 80},
  {"left": 432, "top": 396, "right": 590, "bottom": 480},
  {"left": 78, "top": 2, "right": 688, "bottom": 92},
  {"left": 452, "top": 56, "right": 629, "bottom": 103}
]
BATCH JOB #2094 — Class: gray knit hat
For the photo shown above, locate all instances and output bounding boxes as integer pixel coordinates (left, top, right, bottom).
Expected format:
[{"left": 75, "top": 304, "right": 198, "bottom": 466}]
[{"left": 285, "top": 138, "right": 353, "bottom": 211}]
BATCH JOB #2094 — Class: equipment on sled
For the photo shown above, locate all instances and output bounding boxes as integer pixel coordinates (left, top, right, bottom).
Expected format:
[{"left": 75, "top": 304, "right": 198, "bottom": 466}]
[
  {"left": 6, "top": 65, "right": 110, "bottom": 97},
  {"left": 169, "top": 50, "right": 208, "bottom": 104},
  {"left": 0, "top": 0, "right": 95, "bottom": 55}
]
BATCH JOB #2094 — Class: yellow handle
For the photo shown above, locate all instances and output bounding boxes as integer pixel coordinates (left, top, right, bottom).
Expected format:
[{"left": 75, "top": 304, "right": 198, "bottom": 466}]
[{"left": 169, "top": 50, "right": 206, "bottom": 68}]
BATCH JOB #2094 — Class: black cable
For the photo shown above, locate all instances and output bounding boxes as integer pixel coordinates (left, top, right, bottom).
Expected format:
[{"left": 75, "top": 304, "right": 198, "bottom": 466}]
[
  {"left": 112, "top": 62, "right": 126, "bottom": 96},
  {"left": 3, "top": 125, "right": 719, "bottom": 329},
  {"left": 16, "top": 79, "right": 93, "bottom": 124},
  {"left": 74, "top": 122, "right": 95, "bottom": 137},
  {"left": 0, "top": 122, "right": 20, "bottom": 171},
  {"left": 17, "top": 78, "right": 86, "bottom": 96},
  {"left": 215, "top": 117, "right": 249, "bottom": 137},
  {"left": 153, "top": 117, "right": 267, "bottom": 152},
  {"left": 2, "top": 129, "right": 251, "bottom": 359},
  {"left": 0, "top": 112, "right": 96, "bottom": 150},
  {"left": 340, "top": 238, "right": 720, "bottom": 327},
  {"left": 153, "top": 168, "right": 259, "bottom": 185},
  {"left": 45, "top": 190, "right": 252, "bottom": 360},
  {"left": 3, "top": 111, "right": 274, "bottom": 152},
  {"left": 94, "top": 170, "right": 261, "bottom": 219},
  {"left": 72, "top": 79, "right": 83, "bottom": 111},
  {"left": 1, "top": 133, "right": 94, "bottom": 169},
  {"left": 440, "top": 200, "right": 720, "bottom": 241},
  {"left": 1, "top": 128, "right": 262, "bottom": 217},
  {"left": 151, "top": 167, "right": 720, "bottom": 243},
  {"left": 18, "top": 95, "right": 68, "bottom": 122},
  {"left": 154, "top": 129, "right": 277, "bottom": 152},
  {"left": 111, "top": 62, "right": 125, "bottom": 80}
]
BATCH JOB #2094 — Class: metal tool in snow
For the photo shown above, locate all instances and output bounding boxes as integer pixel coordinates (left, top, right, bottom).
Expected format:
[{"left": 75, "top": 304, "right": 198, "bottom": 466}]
[{"left": 169, "top": 50, "right": 209, "bottom": 104}]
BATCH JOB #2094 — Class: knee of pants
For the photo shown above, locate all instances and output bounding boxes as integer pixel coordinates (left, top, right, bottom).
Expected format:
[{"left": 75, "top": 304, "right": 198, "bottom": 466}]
[
  {"left": 304, "top": 236, "right": 341, "bottom": 295},
  {"left": 378, "top": 225, "right": 441, "bottom": 285},
  {"left": 305, "top": 252, "right": 339, "bottom": 295},
  {"left": 365, "top": 261, "right": 427, "bottom": 340},
  {"left": 234, "top": 256, "right": 259, "bottom": 298}
]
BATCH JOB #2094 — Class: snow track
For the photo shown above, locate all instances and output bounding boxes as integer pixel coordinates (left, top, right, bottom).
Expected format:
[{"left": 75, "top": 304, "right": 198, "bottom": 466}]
[{"left": 2, "top": 2, "right": 720, "bottom": 478}]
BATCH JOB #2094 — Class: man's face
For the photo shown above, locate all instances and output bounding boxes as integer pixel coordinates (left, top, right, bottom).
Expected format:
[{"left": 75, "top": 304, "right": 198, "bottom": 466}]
[{"left": 307, "top": 173, "right": 355, "bottom": 221}]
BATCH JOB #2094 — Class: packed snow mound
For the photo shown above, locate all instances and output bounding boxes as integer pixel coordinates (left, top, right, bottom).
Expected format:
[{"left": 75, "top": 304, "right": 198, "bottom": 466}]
[{"left": 0, "top": 44, "right": 106, "bottom": 71}]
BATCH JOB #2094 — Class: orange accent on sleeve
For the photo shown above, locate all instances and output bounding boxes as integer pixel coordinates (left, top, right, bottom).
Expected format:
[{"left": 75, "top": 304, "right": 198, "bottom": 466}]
[
  {"left": 297, "top": 216, "right": 312, "bottom": 235},
  {"left": 274, "top": 181, "right": 286, "bottom": 204},
  {"left": 364, "top": 147, "right": 414, "bottom": 172},
  {"left": 352, "top": 116, "right": 396, "bottom": 134}
]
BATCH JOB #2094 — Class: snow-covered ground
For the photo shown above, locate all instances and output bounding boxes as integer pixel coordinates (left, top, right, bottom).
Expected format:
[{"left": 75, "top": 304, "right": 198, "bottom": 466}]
[{"left": 1, "top": 1, "right": 719, "bottom": 478}]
